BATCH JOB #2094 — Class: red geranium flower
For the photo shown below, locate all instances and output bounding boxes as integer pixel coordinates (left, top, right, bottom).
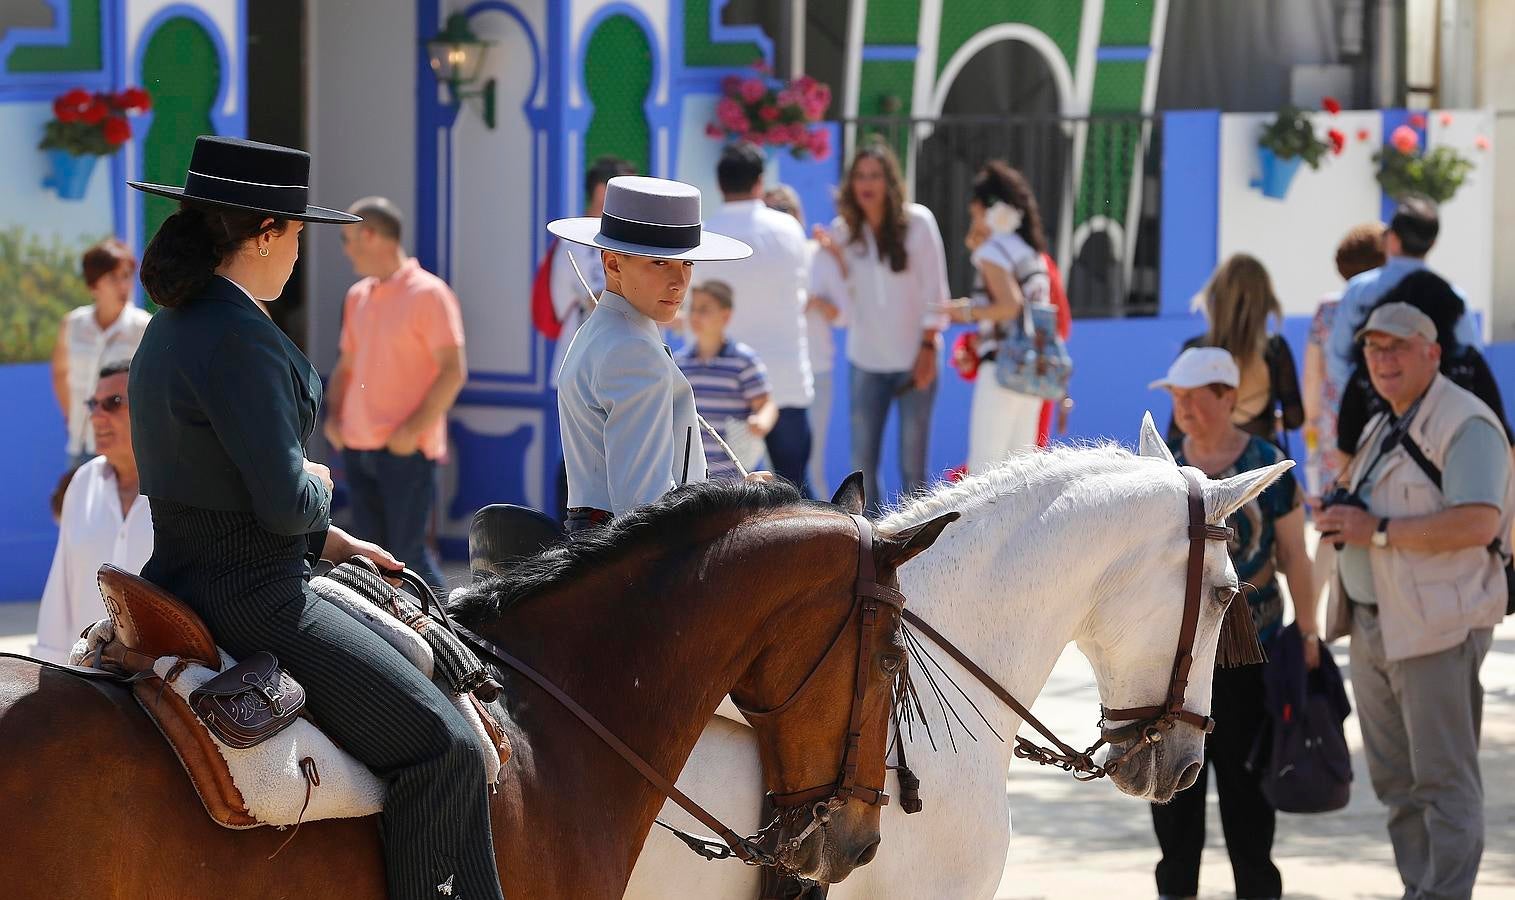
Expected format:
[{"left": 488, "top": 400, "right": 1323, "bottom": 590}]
[
  {"left": 704, "top": 123, "right": 723, "bottom": 139},
  {"left": 1439, "top": 112, "right": 1454, "bottom": 126},
  {"left": 739, "top": 78, "right": 767, "bottom": 105},
  {"left": 59, "top": 88, "right": 91, "bottom": 109},
  {"left": 102, "top": 116, "right": 131, "bottom": 145},
  {"left": 759, "top": 106, "right": 780, "bottom": 122},
  {"left": 720, "top": 75, "right": 740, "bottom": 96},
  {"left": 117, "top": 87, "right": 152, "bottom": 113},
  {"left": 1408, "top": 112, "right": 1427, "bottom": 129},
  {"left": 1322, "top": 96, "right": 1342, "bottom": 115},
  {"left": 53, "top": 97, "right": 79, "bottom": 123},
  {"left": 1327, "top": 128, "right": 1346, "bottom": 155},
  {"left": 1357, "top": 128, "right": 1371, "bottom": 142},
  {"left": 1475, "top": 134, "right": 1491, "bottom": 151},
  {"left": 80, "top": 99, "right": 108, "bottom": 125}
]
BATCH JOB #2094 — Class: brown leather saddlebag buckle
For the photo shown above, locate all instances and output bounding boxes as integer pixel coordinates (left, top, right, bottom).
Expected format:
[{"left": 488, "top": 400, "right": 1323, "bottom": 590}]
[{"left": 189, "top": 651, "right": 306, "bottom": 750}]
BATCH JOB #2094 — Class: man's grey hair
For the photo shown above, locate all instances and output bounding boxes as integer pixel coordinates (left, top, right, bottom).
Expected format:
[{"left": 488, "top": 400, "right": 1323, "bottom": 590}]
[{"left": 347, "top": 196, "right": 405, "bottom": 242}]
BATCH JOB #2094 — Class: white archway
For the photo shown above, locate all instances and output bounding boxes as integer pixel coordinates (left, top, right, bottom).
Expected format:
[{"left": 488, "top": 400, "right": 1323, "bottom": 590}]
[{"left": 927, "top": 24, "right": 1078, "bottom": 118}]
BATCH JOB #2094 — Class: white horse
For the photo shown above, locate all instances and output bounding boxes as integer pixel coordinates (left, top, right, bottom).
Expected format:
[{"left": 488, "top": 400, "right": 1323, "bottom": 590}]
[{"left": 625, "top": 415, "right": 1292, "bottom": 899}]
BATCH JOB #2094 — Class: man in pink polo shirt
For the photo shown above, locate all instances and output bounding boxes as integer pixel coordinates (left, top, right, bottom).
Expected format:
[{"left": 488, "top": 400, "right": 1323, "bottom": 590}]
[{"left": 325, "top": 196, "right": 466, "bottom": 590}]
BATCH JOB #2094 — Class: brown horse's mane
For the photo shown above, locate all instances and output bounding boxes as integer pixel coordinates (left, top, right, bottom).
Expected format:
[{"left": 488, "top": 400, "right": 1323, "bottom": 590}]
[{"left": 448, "top": 478, "right": 805, "bottom": 627}]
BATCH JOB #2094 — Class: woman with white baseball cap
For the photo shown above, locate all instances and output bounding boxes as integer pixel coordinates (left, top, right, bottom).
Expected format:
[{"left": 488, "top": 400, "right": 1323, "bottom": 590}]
[
  {"left": 1147, "top": 345, "right": 1317, "bottom": 900},
  {"left": 548, "top": 175, "right": 755, "bottom": 531}
]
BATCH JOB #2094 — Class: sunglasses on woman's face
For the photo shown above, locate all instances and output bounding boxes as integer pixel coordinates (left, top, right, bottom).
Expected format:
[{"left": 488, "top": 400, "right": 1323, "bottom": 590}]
[{"left": 85, "top": 394, "right": 126, "bottom": 414}]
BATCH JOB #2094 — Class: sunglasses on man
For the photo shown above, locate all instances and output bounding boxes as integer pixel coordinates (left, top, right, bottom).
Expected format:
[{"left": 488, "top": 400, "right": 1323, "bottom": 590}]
[{"left": 85, "top": 394, "right": 126, "bottom": 414}]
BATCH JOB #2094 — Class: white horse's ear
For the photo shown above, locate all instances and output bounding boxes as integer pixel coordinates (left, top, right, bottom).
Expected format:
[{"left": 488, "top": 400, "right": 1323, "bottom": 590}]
[
  {"left": 1202, "top": 460, "right": 1295, "bottom": 522},
  {"left": 1138, "top": 412, "right": 1175, "bottom": 465}
]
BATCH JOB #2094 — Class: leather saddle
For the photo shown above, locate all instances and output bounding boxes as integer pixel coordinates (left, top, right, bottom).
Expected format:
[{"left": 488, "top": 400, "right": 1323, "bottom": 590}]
[
  {"left": 469, "top": 504, "right": 565, "bottom": 580},
  {"left": 96, "top": 563, "right": 219, "bottom": 673}
]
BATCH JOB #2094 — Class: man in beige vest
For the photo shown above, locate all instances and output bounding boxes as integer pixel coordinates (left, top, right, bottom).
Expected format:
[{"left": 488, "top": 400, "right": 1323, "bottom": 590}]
[{"left": 1317, "top": 302, "right": 1510, "bottom": 900}]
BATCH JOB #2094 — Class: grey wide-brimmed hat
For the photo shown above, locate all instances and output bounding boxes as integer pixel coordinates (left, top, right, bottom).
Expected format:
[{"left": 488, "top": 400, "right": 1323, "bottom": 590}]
[
  {"left": 129, "top": 135, "right": 361, "bottom": 224},
  {"left": 547, "top": 175, "right": 752, "bottom": 261}
]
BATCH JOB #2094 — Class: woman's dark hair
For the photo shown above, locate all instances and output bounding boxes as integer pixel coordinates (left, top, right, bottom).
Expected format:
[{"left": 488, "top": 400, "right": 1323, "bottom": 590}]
[
  {"left": 139, "top": 201, "right": 289, "bottom": 308},
  {"left": 81, "top": 238, "right": 135, "bottom": 288},
  {"left": 837, "top": 140, "right": 910, "bottom": 273},
  {"left": 971, "top": 160, "right": 1047, "bottom": 254},
  {"left": 1371, "top": 270, "right": 1464, "bottom": 359}
]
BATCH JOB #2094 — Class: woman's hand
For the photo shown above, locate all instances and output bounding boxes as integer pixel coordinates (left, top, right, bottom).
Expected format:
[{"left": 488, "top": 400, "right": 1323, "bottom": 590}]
[
  {"left": 385, "top": 423, "right": 421, "bottom": 457},
  {"left": 322, "top": 416, "right": 344, "bottom": 451},
  {"left": 304, "top": 458, "right": 334, "bottom": 493},
  {"left": 1302, "top": 631, "right": 1322, "bottom": 670},
  {"left": 321, "top": 524, "right": 403, "bottom": 571},
  {"left": 943, "top": 299, "right": 975, "bottom": 324},
  {"left": 813, "top": 225, "right": 849, "bottom": 277},
  {"left": 912, "top": 343, "right": 939, "bottom": 391}
]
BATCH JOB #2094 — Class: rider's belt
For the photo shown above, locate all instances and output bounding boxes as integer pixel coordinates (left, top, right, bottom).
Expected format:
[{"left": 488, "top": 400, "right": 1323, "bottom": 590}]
[{"left": 565, "top": 507, "right": 611, "bottom": 535}]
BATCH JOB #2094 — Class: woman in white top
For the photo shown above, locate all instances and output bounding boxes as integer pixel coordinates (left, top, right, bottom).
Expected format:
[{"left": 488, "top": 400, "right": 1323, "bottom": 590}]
[
  {"left": 819, "top": 142, "right": 950, "bottom": 511},
  {"left": 32, "top": 362, "right": 152, "bottom": 663},
  {"left": 763, "top": 183, "right": 846, "bottom": 496},
  {"left": 50, "top": 238, "right": 150, "bottom": 467},
  {"left": 946, "top": 161, "right": 1051, "bottom": 472}
]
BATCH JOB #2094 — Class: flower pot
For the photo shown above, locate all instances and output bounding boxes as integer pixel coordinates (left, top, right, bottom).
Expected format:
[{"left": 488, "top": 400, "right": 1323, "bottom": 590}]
[
  {"left": 1250, "top": 146, "right": 1302, "bottom": 200},
  {"left": 43, "top": 150, "right": 98, "bottom": 201}
]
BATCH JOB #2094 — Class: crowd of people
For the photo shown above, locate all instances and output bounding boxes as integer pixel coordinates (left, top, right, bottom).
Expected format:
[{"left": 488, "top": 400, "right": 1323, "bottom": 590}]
[
  {"left": 1145, "top": 197, "right": 1509, "bottom": 900},
  {"left": 26, "top": 131, "right": 1510, "bottom": 900}
]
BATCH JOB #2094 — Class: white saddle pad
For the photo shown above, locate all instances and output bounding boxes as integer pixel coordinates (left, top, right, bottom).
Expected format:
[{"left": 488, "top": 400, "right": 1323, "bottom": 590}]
[{"left": 150, "top": 653, "right": 503, "bottom": 827}]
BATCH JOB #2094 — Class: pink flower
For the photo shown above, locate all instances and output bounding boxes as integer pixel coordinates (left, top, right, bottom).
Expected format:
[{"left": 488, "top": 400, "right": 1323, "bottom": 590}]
[
  {"left": 759, "top": 105, "right": 780, "bottom": 122},
  {"left": 1475, "top": 134, "right": 1491, "bottom": 151},
  {"left": 705, "top": 122, "right": 724, "bottom": 139},
  {"left": 721, "top": 75, "right": 741, "bottom": 96},
  {"left": 794, "top": 75, "right": 816, "bottom": 93},
  {"left": 740, "top": 78, "right": 767, "bottom": 104},
  {"left": 1390, "top": 124, "right": 1419, "bottom": 154},
  {"left": 1322, "top": 96, "right": 1341, "bottom": 115},
  {"left": 1408, "top": 112, "right": 1427, "bottom": 129},
  {"left": 807, "top": 128, "right": 832, "bottom": 161},
  {"left": 1439, "top": 112, "right": 1454, "bottom": 126},
  {"left": 751, "top": 60, "right": 770, "bottom": 74}
]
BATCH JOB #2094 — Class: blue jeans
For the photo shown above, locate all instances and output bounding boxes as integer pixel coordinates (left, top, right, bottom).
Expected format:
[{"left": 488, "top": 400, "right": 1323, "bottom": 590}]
[
  {"left": 343, "top": 448, "right": 446, "bottom": 592},
  {"left": 764, "top": 406, "right": 813, "bottom": 497},
  {"left": 849, "top": 367, "right": 936, "bottom": 514}
]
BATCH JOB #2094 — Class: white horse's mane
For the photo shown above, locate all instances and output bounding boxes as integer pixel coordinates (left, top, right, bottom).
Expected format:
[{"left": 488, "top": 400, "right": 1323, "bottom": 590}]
[{"left": 881, "top": 443, "right": 1148, "bottom": 533}]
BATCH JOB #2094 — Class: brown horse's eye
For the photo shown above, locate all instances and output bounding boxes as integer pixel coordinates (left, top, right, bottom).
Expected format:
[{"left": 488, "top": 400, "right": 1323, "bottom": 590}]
[{"left": 879, "top": 654, "right": 903, "bottom": 676}]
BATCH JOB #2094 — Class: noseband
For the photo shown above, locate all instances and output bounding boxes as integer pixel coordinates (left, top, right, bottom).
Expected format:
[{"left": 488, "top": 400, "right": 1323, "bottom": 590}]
[
  {"left": 443, "top": 512, "right": 907, "bottom": 872},
  {"left": 898, "top": 467, "right": 1234, "bottom": 782}
]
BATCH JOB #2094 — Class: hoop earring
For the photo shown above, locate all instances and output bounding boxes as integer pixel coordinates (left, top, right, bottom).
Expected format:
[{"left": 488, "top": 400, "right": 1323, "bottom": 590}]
[{"left": 258, "top": 245, "right": 270, "bottom": 258}]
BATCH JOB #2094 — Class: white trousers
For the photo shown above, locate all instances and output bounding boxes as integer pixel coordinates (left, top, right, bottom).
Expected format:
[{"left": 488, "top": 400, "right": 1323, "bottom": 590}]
[{"left": 968, "top": 360, "right": 1045, "bottom": 474}]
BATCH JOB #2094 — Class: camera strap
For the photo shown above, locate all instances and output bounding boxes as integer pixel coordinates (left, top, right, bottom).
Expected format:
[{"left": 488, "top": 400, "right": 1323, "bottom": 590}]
[{"left": 1348, "top": 394, "right": 1427, "bottom": 494}]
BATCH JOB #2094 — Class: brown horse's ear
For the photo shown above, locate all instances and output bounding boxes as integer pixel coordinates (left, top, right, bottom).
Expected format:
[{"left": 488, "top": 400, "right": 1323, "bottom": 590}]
[
  {"left": 831, "top": 471, "right": 866, "bottom": 515},
  {"left": 878, "top": 512, "right": 960, "bottom": 569}
]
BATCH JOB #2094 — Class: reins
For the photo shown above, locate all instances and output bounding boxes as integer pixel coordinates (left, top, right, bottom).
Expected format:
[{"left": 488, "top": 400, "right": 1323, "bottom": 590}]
[
  {"left": 896, "top": 467, "right": 1234, "bottom": 783},
  {"left": 435, "top": 513, "right": 909, "bottom": 873}
]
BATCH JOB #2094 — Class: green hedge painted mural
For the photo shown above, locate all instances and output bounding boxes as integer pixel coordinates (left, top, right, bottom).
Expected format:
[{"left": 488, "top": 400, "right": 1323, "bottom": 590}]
[
  {"left": 585, "top": 15, "right": 652, "bottom": 177},
  {"left": 0, "top": 227, "right": 96, "bottom": 364},
  {"left": 139, "top": 17, "right": 219, "bottom": 249},
  {"left": 863, "top": 1, "right": 920, "bottom": 45},
  {"left": 6, "top": 0, "right": 102, "bottom": 74}
]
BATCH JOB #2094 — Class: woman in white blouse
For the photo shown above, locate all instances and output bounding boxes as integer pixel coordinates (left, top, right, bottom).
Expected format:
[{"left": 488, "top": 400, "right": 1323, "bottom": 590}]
[
  {"left": 50, "top": 238, "right": 150, "bottom": 467},
  {"left": 819, "top": 142, "right": 950, "bottom": 511},
  {"left": 946, "top": 161, "right": 1051, "bottom": 471},
  {"left": 31, "top": 362, "right": 152, "bottom": 663}
]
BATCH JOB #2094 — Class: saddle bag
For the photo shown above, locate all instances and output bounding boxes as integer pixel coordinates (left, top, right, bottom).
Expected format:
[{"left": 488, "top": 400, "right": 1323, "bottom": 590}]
[{"left": 188, "top": 651, "right": 306, "bottom": 749}]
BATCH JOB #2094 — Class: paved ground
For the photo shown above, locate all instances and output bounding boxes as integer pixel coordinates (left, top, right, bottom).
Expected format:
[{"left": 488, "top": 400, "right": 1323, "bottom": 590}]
[
  {"left": 996, "top": 617, "right": 1515, "bottom": 899},
  {"left": 4, "top": 559, "right": 1513, "bottom": 898}
]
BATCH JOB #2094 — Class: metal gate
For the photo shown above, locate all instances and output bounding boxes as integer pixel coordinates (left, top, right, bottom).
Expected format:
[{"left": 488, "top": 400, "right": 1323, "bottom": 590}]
[{"left": 841, "top": 114, "right": 1161, "bottom": 319}]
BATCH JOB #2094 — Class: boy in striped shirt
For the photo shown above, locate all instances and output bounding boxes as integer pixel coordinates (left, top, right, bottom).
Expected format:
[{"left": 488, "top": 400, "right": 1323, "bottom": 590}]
[{"left": 675, "top": 280, "right": 778, "bottom": 482}]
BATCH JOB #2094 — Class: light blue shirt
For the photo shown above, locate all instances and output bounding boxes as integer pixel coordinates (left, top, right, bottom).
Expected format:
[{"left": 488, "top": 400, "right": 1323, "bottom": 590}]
[
  {"left": 557, "top": 290, "right": 707, "bottom": 516},
  {"left": 1325, "top": 256, "right": 1479, "bottom": 394}
]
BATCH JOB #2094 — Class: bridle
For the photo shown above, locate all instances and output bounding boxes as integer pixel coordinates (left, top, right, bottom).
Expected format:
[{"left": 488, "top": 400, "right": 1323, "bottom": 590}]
[
  {"left": 899, "top": 467, "right": 1233, "bottom": 782},
  {"left": 731, "top": 513, "right": 906, "bottom": 866},
  {"left": 437, "top": 512, "right": 908, "bottom": 873}
]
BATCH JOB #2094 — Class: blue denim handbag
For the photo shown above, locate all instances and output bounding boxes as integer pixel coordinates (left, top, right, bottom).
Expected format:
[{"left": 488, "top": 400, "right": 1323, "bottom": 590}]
[{"left": 994, "top": 300, "right": 1071, "bottom": 401}]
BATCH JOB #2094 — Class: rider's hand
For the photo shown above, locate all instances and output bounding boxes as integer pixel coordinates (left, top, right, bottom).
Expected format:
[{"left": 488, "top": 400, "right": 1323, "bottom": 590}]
[
  {"left": 321, "top": 524, "right": 403, "bottom": 573},
  {"left": 304, "top": 458, "right": 334, "bottom": 494}
]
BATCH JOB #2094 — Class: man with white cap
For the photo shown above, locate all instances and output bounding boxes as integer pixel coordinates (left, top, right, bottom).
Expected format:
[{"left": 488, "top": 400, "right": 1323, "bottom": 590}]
[
  {"left": 1317, "top": 301, "right": 1511, "bottom": 900},
  {"left": 548, "top": 175, "right": 754, "bottom": 531},
  {"left": 1147, "top": 346, "right": 1315, "bottom": 900}
]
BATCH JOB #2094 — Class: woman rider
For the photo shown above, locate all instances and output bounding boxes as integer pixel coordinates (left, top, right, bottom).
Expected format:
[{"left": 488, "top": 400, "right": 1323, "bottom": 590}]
[{"left": 128, "top": 136, "right": 504, "bottom": 900}]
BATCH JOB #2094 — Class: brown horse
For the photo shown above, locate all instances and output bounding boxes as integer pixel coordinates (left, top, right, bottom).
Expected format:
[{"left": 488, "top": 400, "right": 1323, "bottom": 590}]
[{"left": 0, "top": 479, "right": 955, "bottom": 899}]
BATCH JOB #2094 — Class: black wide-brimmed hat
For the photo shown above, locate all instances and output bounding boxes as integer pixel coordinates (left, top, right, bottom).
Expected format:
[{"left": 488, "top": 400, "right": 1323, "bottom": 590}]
[{"left": 128, "top": 135, "right": 360, "bottom": 224}]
